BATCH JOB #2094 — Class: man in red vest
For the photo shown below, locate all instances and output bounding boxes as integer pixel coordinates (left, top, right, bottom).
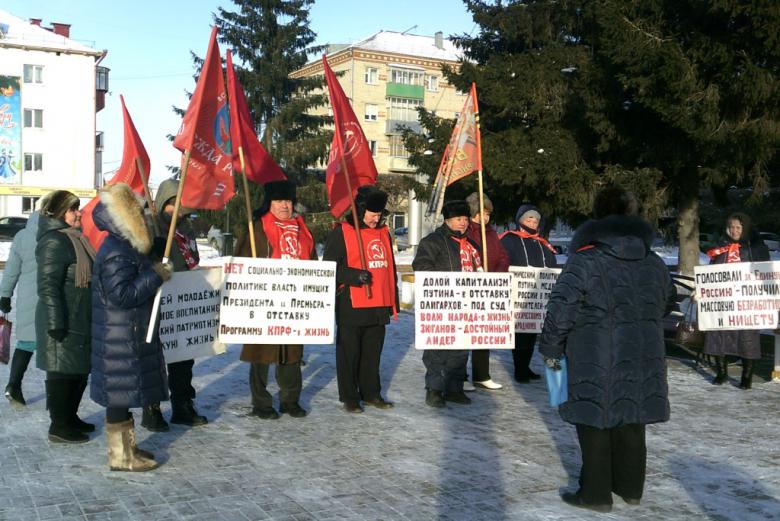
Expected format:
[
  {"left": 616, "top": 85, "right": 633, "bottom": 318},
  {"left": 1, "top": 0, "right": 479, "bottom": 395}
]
[{"left": 323, "top": 185, "right": 399, "bottom": 413}]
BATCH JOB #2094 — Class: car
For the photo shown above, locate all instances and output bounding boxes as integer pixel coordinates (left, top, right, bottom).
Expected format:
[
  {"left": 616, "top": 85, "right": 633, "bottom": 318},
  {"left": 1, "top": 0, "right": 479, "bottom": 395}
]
[
  {"left": 394, "top": 227, "right": 409, "bottom": 251},
  {"left": 0, "top": 216, "right": 28, "bottom": 239},
  {"left": 394, "top": 226, "right": 408, "bottom": 236},
  {"left": 759, "top": 232, "right": 779, "bottom": 252}
]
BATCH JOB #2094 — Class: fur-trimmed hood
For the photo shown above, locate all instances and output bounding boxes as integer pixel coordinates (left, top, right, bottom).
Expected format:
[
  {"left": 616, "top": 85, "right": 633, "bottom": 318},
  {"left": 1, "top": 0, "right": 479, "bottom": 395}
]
[
  {"left": 571, "top": 215, "right": 655, "bottom": 261},
  {"left": 93, "top": 184, "right": 152, "bottom": 254}
]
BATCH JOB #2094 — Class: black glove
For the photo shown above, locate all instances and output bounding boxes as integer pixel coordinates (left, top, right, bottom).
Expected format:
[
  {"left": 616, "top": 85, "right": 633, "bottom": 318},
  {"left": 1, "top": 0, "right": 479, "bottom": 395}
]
[
  {"left": 48, "top": 329, "right": 67, "bottom": 342},
  {"left": 357, "top": 270, "right": 372, "bottom": 285},
  {"left": 0, "top": 297, "right": 10, "bottom": 314},
  {"left": 544, "top": 357, "right": 562, "bottom": 371},
  {"left": 151, "top": 237, "right": 166, "bottom": 259}
]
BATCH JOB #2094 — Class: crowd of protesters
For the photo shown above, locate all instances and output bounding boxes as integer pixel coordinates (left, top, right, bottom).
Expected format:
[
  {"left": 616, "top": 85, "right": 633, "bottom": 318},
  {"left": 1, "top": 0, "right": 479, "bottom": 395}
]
[{"left": 1, "top": 180, "right": 774, "bottom": 513}]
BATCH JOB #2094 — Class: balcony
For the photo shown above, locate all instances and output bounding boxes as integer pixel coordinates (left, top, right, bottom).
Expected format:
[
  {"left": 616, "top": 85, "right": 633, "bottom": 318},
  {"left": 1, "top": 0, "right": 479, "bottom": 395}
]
[
  {"left": 96, "top": 66, "right": 110, "bottom": 112},
  {"left": 386, "top": 83, "right": 424, "bottom": 100},
  {"left": 388, "top": 157, "right": 416, "bottom": 173},
  {"left": 386, "top": 119, "right": 422, "bottom": 135}
]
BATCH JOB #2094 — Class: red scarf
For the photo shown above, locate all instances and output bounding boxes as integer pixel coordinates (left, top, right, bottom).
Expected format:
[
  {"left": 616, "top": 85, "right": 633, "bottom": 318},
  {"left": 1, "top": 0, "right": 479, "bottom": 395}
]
[
  {"left": 174, "top": 231, "right": 199, "bottom": 269},
  {"left": 707, "top": 243, "right": 741, "bottom": 263},
  {"left": 341, "top": 223, "right": 397, "bottom": 319},
  {"left": 260, "top": 212, "right": 314, "bottom": 260},
  {"left": 451, "top": 236, "right": 482, "bottom": 272},
  {"left": 501, "top": 229, "right": 558, "bottom": 254}
]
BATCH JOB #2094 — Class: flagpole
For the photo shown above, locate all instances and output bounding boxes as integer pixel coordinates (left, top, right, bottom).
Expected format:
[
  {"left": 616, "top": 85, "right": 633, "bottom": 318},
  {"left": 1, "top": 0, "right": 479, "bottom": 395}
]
[
  {"left": 472, "top": 83, "right": 488, "bottom": 270},
  {"left": 145, "top": 149, "right": 191, "bottom": 343},
  {"left": 237, "top": 146, "right": 257, "bottom": 258},
  {"left": 339, "top": 154, "right": 372, "bottom": 299},
  {"left": 135, "top": 157, "right": 160, "bottom": 236}
]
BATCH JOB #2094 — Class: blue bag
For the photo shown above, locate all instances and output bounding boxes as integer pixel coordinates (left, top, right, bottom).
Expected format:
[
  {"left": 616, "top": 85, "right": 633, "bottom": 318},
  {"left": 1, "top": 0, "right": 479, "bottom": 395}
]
[{"left": 545, "top": 357, "right": 567, "bottom": 407}]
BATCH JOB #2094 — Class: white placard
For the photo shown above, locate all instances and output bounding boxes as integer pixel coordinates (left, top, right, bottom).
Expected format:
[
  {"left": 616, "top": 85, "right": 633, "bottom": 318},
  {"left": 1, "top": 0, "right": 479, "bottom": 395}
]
[
  {"left": 509, "top": 266, "right": 562, "bottom": 334},
  {"left": 159, "top": 268, "right": 226, "bottom": 364},
  {"left": 414, "top": 271, "right": 514, "bottom": 350},
  {"left": 218, "top": 257, "right": 336, "bottom": 344},
  {"left": 695, "top": 260, "right": 780, "bottom": 331}
]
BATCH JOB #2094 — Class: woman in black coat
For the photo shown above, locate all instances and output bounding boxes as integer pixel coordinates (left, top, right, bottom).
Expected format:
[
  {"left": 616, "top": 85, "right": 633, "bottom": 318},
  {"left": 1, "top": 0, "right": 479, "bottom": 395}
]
[
  {"left": 36, "top": 191, "right": 96, "bottom": 444},
  {"left": 500, "top": 203, "right": 558, "bottom": 382},
  {"left": 703, "top": 212, "right": 770, "bottom": 389},
  {"left": 90, "top": 183, "right": 172, "bottom": 471},
  {"left": 539, "top": 187, "right": 676, "bottom": 513}
]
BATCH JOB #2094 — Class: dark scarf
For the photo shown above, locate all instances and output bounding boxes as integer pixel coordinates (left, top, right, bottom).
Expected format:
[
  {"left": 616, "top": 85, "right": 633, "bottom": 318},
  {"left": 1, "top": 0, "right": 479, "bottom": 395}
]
[{"left": 58, "top": 227, "right": 96, "bottom": 288}]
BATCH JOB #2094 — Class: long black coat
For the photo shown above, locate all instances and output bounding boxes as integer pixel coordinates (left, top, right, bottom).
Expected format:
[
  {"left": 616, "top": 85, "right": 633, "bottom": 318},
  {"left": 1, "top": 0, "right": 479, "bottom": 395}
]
[
  {"left": 90, "top": 187, "right": 168, "bottom": 408},
  {"left": 539, "top": 216, "right": 676, "bottom": 429},
  {"left": 35, "top": 215, "right": 93, "bottom": 374},
  {"left": 412, "top": 225, "right": 479, "bottom": 272},
  {"left": 703, "top": 234, "right": 770, "bottom": 359}
]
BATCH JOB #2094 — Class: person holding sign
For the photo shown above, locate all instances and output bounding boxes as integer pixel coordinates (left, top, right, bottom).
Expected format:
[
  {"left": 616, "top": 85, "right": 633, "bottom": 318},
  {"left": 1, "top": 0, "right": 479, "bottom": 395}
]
[
  {"left": 413, "top": 200, "right": 482, "bottom": 408},
  {"left": 323, "top": 185, "right": 399, "bottom": 413},
  {"left": 703, "top": 213, "right": 770, "bottom": 389},
  {"left": 539, "top": 187, "right": 676, "bottom": 512},
  {"left": 142, "top": 178, "right": 208, "bottom": 432},
  {"left": 90, "top": 183, "right": 173, "bottom": 471},
  {"left": 465, "top": 192, "right": 509, "bottom": 391},
  {"left": 235, "top": 180, "right": 317, "bottom": 419},
  {"left": 500, "top": 204, "right": 558, "bottom": 382}
]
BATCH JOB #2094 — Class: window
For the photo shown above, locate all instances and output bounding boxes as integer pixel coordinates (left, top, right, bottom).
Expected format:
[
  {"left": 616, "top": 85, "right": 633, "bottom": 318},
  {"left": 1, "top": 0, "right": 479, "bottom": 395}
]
[
  {"left": 23, "top": 64, "right": 43, "bottom": 84},
  {"left": 23, "top": 109, "right": 43, "bottom": 128},
  {"left": 22, "top": 197, "right": 40, "bottom": 214},
  {"left": 388, "top": 97, "right": 422, "bottom": 122},
  {"left": 23, "top": 153, "right": 43, "bottom": 172},
  {"left": 389, "top": 68, "right": 423, "bottom": 86},
  {"left": 368, "top": 140, "right": 377, "bottom": 157},
  {"left": 427, "top": 75, "right": 439, "bottom": 92},
  {"left": 364, "top": 67, "right": 377, "bottom": 84},
  {"left": 364, "top": 104, "right": 378, "bottom": 121},
  {"left": 389, "top": 135, "right": 409, "bottom": 158}
]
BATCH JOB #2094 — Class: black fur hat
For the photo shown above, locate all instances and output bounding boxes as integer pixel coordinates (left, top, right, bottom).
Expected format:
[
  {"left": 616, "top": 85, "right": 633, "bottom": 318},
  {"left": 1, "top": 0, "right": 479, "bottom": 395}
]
[
  {"left": 41, "top": 190, "right": 80, "bottom": 220},
  {"left": 356, "top": 185, "right": 388, "bottom": 213},
  {"left": 593, "top": 186, "right": 638, "bottom": 219},
  {"left": 255, "top": 180, "right": 297, "bottom": 219},
  {"left": 442, "top": 200, "right": 471, "bottom": 220}
]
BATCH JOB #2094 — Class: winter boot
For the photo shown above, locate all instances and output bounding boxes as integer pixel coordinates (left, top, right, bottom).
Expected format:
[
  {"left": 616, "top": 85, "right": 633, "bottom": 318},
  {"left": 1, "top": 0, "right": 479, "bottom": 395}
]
[
  {"left": 70, "top": 378, "right": 95, "bottom": 432},
  {"left": 170, "top": 399, "right": 208, "bottom": 426},
  {"left": 713, "top": 356, "right": 728, "bottom": 385},
  {"left": 141, "top": 404, "right": 170, "bottom": 432},
  {"left": 739, "top": 359, "right": 755, "bottom": 390},
  {"left": 105, "top": 419, "right": 158, "bottom": 472},
  {"left": 5, "top": 349, "right": 33, "bottom": 406},
  {"left": 46, "top": 380, "right": 89, "bottom": 444},
  {"left": 425, "top": 389, "right": 445, "bottom": 408},
  {"left": 126, "top": 416, "right": 155, "bottom": 460}
]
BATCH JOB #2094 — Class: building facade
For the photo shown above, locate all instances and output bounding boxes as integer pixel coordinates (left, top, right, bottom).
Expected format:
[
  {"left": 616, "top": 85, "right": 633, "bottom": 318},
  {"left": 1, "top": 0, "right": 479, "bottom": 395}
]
[
  {"left": 0, "top": 10, "right": 107, "bottom": 216},
  {"left": 291, "top": 31, "right": 465, "bottom": 228}
]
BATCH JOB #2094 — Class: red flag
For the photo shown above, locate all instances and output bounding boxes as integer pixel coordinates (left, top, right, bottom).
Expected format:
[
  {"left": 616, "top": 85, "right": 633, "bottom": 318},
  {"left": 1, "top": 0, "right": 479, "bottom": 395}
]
[
  {"left": 173, "top": 26, "right": 235, "bottom": 209},
  {"left": 322, "top": 56, "right": 378, "bottom": 217},
  {"left": 445, "top": 83, "right": 481, "bottom": 185},
  {"left": 226, "top": 50, "right": 286, "bottom": 184},
  {"left": 81, "top": 95, "right": 151, "bottom": 250}
]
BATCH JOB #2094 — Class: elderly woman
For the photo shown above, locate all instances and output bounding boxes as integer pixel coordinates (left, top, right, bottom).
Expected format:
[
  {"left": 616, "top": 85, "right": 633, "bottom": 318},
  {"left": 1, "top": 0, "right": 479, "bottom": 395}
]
[
  {"left": 704, "top": 213, "right": 770, "bottom": 389},
  {"left": 36, "top": 191, "right": 96, "bottom": 444},
  {"left": 90, "top": 183, "right": 172, "bottom": 471}
]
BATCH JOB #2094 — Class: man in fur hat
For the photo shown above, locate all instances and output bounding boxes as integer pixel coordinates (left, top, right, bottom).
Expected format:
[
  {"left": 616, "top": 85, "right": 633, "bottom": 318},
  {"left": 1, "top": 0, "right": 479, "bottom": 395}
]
[
  {"left": 413, "top": 200, "right": 482, "bottom": 407},
  {"left": 234, "top": 180, "right": 317, "bottom": 419},
  {"left": 323, "top": 185, "right": 399, "bottom": 413}
]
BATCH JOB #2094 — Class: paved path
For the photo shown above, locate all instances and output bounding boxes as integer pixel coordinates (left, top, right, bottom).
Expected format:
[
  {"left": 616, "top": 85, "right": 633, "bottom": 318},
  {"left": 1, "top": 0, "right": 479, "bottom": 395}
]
[{"left": 2, "top": 312, "right": 779, "bottom": 520}]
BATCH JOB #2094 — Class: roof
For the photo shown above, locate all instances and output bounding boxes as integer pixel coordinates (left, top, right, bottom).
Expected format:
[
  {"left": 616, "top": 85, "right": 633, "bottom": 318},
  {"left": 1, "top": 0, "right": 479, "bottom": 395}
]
[
  {"left": 0, "top": 9, "right": 102, "bottom": 56},
  {"left": 347, "top": 30, "right": 464, "bottom": 62}
]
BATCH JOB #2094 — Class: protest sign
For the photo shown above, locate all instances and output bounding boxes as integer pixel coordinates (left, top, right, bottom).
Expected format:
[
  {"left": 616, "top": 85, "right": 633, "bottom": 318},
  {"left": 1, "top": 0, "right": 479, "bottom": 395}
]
[
  {"left": 218, "top": 257, "right": 337, "bottom": 344},
  {"left": 695, "top": 260, "right": 780, "bottom": 331},
  {"left": 159, "top": 268, "right": 226, "bottom": 364},
  {"left": 509, "top": 266, "right": 562, "bottom": 333},
  {"left": 414, "top": 272, "right": 514, "bottom": 350}
]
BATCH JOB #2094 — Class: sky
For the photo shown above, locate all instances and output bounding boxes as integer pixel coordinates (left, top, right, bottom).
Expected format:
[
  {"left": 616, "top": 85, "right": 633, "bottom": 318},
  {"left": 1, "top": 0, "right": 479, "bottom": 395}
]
[{"left": 3, "top": 0, "right": 477, "bottom": 186}]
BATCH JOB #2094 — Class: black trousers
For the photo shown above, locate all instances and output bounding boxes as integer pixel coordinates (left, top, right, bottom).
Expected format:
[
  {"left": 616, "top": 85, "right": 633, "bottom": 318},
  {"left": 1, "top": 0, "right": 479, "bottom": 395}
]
[
  {"left": 423, "top": 350, "right": 469, "bottom": 393},
  {"left": 106, "top": 407, "right": 131, "bottom": 424},
  {"left": 336, "top": 324, "right": 385, "bottom": 404},
  {"left": 575, "top": 423, "right": 647, "bottom": 504},
  {"left": 470, "top": 350, "right": 491, "bottom": 382},
  {"left": 513, "top": 333, "right": 536, "bottom": 377},
  {"left": 45, "top": 372, "right": 88, "bottom": 427},
  {"left": 167, "top": 359, "right": 195, "bottom": 403},
  {"left": 249, "top": 362, "right": 302, "bottom": 409}
]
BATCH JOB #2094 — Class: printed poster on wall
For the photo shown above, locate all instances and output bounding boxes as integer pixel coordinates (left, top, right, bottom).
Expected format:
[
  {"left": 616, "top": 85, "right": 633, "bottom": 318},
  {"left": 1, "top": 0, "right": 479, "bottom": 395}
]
[
  {"left": 414, "top": 271, "right": 514, "bottom": 350},
  {"left": 0, "top": 76, "right": 22, "bottom": 184},
  {"left": 218, "top": 257, "right": 337, "bottom": 344},
  {"left": 695, "top": 260, "right": 780, "bottom": 331},
  {"left": 159, "top": 268, "right": 226, "bottom": 364},
  {"left": 509, "top": 266, "right": 562, "bottom": 334}
]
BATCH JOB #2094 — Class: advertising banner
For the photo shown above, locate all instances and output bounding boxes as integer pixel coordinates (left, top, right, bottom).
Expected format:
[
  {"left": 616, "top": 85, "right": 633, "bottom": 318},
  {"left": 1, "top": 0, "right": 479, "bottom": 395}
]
[{"left": 0, "top": 76, "right": 22, "bottom": 184}]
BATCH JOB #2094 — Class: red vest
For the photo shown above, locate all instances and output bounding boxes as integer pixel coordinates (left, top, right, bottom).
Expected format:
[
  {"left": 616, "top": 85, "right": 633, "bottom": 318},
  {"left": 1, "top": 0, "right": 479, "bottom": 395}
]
[
  {"left": 341, "top": 222, "right": 397, "bottom": 317},
  {"left": 261, "top": 212, "right": 314, "bottom": 260}
]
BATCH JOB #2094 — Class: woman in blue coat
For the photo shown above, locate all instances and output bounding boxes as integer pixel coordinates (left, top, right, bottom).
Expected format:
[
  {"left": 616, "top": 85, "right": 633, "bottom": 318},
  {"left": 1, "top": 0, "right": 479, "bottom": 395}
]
[
  {"left": 539, "top": 187, "right": 676, "bottom": 512},
  {"left": 90, "top": 183, "right": 172, "bottom": 471}
]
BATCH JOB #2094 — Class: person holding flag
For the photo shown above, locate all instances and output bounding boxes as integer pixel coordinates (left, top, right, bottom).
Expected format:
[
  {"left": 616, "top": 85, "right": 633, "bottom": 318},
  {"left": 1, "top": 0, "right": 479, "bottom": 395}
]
[
  {"left": 323, "top": 185, "right": 399, "bottom": 413},
  {"left": 413, "top": 200, "right": 482, "bottom": 408},
  {"left": 234, "top": 180, "right": 317, "bottom": 420}
]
